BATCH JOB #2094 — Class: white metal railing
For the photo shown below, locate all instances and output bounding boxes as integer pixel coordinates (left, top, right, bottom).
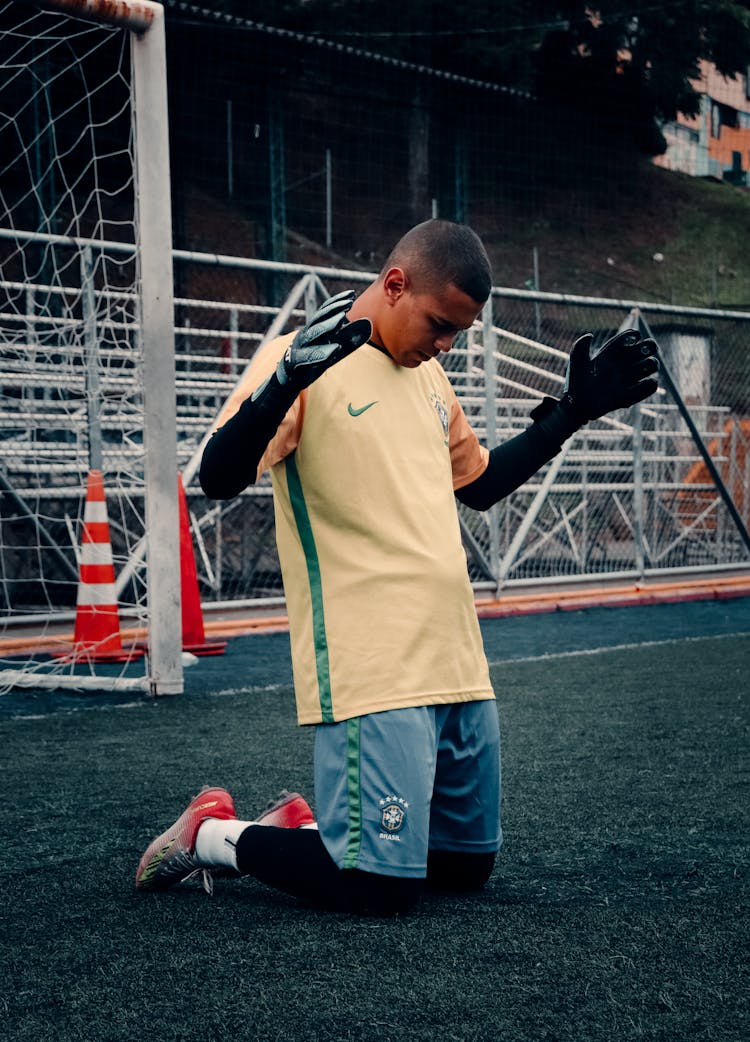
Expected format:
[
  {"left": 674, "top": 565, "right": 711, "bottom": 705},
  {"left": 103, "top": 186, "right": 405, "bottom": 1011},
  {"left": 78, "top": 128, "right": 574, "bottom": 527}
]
[{"left": 2, "top": 235, "right": 750, "bottom": 605}]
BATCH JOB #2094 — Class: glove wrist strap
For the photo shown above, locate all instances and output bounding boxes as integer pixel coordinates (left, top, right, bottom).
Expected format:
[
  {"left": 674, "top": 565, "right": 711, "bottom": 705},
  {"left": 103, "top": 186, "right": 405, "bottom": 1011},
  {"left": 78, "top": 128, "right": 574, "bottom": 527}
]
[
  {"left": 250, "top": 368, "right": 299, "bottom": 420},
  {"left": 530, "top": 394, "right": 585, "bottom": 445}
]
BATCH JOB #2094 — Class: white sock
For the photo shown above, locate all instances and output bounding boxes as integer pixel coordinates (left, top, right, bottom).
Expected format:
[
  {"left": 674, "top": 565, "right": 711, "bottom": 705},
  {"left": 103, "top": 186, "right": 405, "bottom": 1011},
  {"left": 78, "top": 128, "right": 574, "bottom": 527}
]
[
  {"left": 194, "top": 817, "right": 249, "bottom": 870},
  {"left": 195, "top": 813, "right": 321, "bottom": 869}
]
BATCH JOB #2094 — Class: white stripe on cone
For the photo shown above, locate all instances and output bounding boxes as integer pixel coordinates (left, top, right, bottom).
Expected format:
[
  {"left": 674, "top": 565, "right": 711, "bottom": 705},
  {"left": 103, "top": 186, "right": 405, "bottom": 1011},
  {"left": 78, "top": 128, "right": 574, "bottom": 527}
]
[
  {"left": 80, "top": 543, "right": 114, "bottom": 566},
  {"left": 76, "top": 583, "right": 118, "bottom": 607},
  {"left": 83, "top": 501, "right": 108, "bottom": 523}
]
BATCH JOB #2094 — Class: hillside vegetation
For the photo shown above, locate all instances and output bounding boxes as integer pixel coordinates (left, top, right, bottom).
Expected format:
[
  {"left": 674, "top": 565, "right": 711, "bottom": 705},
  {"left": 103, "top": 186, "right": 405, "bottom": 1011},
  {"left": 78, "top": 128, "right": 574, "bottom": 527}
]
[
  {"left": 183, "top": 161, "right": 749, "bottom": 313},
  {"left": 478, "top": 165, "right": 750, "bottom": 309}
]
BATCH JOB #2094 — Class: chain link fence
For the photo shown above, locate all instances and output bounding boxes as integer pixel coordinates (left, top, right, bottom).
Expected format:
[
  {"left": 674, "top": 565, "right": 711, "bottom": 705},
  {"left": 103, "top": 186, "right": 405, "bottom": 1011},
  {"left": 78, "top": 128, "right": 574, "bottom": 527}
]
[
  {"left": 2, "top": 238, "right": 749, "bottom": 614},
  {"left": 163, "top": 4, "right": 744, "bottom": 308},
  {"left": 164, "top": 257, "right": 750, "bottom": 605}
]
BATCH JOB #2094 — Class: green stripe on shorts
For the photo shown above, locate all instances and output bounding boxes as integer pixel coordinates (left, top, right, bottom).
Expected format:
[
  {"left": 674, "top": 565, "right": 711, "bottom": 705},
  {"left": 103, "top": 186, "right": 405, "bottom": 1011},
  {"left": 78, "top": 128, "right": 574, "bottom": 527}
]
[
  {"left": 342, "top": 716, "right": 362, "bottom": 869},
  {"left": 285, "top": 453, "right": 334, "bottom": 723}
]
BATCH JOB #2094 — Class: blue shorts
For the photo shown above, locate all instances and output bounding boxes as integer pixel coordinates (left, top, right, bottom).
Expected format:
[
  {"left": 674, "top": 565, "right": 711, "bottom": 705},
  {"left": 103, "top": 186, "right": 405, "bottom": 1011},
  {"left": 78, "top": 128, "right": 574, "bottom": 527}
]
[{"left": 313, "top": 700, "right": 502, "bottom": 879}]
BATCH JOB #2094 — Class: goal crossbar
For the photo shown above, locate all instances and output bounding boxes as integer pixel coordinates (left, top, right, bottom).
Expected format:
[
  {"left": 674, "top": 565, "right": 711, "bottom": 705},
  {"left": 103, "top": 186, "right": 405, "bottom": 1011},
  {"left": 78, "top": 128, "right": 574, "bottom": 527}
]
[{"left": 32, "top": 0, "right": 159, "bottom": 32}]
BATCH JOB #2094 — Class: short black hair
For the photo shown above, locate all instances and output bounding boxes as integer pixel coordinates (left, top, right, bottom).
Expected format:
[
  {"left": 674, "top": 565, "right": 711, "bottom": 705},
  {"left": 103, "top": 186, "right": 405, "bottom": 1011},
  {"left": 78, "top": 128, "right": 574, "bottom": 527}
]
[{"left": 382, "top": 219, "right": 492, "bottom": 304}]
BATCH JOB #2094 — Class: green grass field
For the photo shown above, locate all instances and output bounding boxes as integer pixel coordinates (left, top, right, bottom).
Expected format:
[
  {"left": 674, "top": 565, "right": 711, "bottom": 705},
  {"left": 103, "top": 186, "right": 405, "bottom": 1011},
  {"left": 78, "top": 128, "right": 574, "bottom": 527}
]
[{"left": 2, "top": 613, "right": 748, "bottom": 1042}]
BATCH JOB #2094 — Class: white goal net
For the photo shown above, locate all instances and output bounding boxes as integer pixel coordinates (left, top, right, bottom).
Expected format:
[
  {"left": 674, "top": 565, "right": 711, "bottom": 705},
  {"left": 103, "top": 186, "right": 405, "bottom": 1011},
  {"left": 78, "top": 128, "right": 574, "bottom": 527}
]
[{"left": 0, "top": 0, "right": 182, "bottom": 696}]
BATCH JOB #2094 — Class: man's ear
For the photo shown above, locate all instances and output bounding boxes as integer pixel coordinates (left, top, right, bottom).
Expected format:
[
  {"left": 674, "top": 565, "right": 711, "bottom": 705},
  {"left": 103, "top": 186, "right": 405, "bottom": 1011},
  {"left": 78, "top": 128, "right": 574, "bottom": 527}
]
[{"left": 382, "top": 266, "right": 407, "bottom": 305}]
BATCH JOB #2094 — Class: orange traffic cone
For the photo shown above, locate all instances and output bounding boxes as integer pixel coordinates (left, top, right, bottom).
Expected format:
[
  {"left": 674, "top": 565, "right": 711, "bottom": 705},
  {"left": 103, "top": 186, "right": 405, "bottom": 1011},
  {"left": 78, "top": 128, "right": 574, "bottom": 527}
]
[
  {"left": 178, "top": 474, "right": 227, "bottom": 656},
  {"left": 64, "top": 469, "right": 144, "bottom": 663}
]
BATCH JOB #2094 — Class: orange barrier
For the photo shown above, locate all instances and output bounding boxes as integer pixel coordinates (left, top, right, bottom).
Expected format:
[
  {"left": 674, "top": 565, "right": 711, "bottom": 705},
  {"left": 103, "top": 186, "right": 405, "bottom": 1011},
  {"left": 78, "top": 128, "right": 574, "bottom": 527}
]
[
  {"left": 4, "top": 573, "right": 749, "bottom": 657},
  {"left": 474, "top": 574, "right": 750, "bottom": 619},
  {"left": 677, "top": 418, "right": 750, "bottom": 530}
]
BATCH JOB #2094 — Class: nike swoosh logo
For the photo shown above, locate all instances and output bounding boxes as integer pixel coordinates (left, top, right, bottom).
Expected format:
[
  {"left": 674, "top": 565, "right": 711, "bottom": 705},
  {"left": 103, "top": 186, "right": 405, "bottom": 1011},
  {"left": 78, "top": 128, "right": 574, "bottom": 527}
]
[{"left": 347, "top": 401, "right": 378, "bottom": 417}]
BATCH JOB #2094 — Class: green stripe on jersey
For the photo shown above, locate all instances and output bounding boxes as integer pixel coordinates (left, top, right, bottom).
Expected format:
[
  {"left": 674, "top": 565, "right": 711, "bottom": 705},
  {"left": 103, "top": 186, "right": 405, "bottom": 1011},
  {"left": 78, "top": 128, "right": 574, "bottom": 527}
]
[
  {"left": 285, "top": 453, "right": 334, "bottom": 723},
  {"left": 342, "top": 717, "right": 362, "bottom": 869}
]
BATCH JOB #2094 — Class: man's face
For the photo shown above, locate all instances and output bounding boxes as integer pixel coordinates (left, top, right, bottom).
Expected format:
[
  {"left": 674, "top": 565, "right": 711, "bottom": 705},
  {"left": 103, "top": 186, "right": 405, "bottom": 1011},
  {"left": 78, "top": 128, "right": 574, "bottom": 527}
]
[{"left": 382, "top": 281, "right": 484, "bottom": 368}]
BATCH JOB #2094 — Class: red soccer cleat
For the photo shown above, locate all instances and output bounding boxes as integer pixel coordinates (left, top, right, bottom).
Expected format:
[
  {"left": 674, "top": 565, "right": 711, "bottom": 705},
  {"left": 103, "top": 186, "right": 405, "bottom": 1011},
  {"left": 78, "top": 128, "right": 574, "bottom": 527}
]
[
  {"left": 135, "top": 786, "right": 236, "bottom": 892},
  {"left": 254, "top": 789, "right": 315, "bottom": 828}
]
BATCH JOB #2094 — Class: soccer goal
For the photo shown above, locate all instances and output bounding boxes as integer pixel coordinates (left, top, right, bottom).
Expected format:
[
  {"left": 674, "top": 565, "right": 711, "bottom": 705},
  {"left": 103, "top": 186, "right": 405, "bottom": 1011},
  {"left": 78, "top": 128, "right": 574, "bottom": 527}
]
[{"left": 0, "top": 0, "right": 182, "bottom": 696}]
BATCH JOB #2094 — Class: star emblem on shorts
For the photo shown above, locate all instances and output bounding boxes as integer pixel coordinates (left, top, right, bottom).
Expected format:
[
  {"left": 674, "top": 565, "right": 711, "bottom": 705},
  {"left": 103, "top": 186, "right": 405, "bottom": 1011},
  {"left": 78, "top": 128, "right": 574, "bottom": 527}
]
[{"left": 378, "top": 795, "right": 409, "bottom": 809}]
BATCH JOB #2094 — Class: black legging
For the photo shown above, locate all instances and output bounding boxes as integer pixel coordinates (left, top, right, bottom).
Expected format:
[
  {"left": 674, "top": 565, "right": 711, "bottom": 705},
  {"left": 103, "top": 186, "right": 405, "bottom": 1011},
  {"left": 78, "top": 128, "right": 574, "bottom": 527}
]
[{"left": 235, "top": 825, "right": 495, "bottom": 916}]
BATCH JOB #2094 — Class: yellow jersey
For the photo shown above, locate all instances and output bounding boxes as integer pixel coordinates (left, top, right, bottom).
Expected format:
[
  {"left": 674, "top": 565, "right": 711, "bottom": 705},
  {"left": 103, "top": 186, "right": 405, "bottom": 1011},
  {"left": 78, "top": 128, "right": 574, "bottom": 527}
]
[{"left": 217, "top": 335, "right": 494, "bottom": 724}]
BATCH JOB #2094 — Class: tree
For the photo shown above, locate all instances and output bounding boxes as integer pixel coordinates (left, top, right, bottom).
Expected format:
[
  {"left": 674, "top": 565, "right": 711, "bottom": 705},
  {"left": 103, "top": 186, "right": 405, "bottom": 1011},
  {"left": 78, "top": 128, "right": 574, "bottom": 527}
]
[{"left": 532, "top": 3, "right": 750, "bottom": 152}]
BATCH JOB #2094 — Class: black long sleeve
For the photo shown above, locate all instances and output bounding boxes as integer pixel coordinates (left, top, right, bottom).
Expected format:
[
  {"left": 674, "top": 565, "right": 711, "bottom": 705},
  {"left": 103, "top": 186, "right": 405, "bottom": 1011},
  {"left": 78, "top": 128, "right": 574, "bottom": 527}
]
[
  {"left": 199, "top": 374, "right": 296, "bottom": 500},
  {"left": 455, "top": 399, "right": 581, "bottom": 511}
]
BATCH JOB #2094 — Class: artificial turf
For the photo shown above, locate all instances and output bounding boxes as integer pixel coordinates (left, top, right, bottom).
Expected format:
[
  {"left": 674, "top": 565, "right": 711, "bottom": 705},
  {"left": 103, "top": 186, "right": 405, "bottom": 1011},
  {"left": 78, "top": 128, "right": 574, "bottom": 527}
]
[{"left": 2, "top": 631, "right": 748, "bottom": 1042}]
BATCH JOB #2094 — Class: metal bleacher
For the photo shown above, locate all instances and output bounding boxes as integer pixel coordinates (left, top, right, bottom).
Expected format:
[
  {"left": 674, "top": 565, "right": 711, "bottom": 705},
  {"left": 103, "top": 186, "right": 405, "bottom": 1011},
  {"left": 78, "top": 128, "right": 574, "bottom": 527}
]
[{"left": 1, "top": 271, "right": 748, "bottom": 605}]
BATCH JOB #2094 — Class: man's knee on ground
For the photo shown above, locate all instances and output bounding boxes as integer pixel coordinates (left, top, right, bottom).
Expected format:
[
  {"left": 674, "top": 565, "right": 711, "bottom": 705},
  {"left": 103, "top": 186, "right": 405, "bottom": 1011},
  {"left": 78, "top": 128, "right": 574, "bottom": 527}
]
[
  {"left": 426, "top": 850, "right": 496, "bottom": 892},
  {"left": 340, "top": 870, "right": 423, "bottom": 916}
]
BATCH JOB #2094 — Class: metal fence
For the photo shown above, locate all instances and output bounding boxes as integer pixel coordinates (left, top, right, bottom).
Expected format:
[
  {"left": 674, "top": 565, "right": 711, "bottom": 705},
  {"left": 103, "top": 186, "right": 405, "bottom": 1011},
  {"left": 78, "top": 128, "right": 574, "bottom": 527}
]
[
  {"left": 3, "top": 237, "right": 748, "bottom": 621},
  {"left": 168, "top": 252, "right": 750, "bottom": 602}
]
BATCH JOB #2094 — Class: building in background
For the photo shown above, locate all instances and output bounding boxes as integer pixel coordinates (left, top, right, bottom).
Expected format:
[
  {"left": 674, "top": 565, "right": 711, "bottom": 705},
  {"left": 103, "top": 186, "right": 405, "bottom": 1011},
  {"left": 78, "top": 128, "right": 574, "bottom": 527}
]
[{"left": 654, "top": 60, "right": 750, "bottom": 184}]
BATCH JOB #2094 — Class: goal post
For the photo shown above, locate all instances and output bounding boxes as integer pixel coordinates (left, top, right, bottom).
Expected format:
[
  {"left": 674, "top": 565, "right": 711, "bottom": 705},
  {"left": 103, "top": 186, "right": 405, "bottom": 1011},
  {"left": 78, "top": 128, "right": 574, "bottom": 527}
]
[
  {"left": 130, "top": 2, "right": 182, "bottom": 695},
  {"left": 0, "top": 0, "right": 182, "bottom": 696}
]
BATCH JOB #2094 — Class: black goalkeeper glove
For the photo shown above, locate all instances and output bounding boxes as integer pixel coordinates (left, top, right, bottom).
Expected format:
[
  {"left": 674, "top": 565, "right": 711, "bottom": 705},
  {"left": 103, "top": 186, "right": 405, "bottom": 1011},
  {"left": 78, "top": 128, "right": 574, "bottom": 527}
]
[
  {"left": 201, "top": 291, "right": 371, "bottom": 499},
  {"left": 530, "top": 328, "right": 659, "bottom": 443},
  {"left": 252, "top": 290, "right": 371, "bottom": 402}
]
